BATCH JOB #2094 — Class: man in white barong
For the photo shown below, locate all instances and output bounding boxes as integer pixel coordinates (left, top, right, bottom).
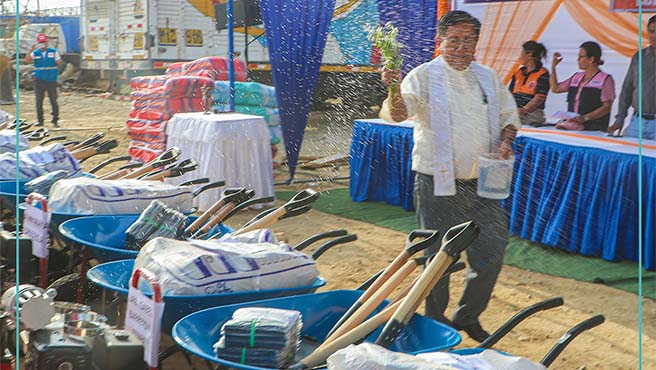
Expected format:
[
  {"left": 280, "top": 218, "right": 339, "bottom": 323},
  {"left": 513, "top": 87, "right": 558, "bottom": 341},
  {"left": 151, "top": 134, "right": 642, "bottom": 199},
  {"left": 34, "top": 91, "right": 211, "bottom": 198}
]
[{"left": 380, "top": 10, "right": 520, "bottom": 342}]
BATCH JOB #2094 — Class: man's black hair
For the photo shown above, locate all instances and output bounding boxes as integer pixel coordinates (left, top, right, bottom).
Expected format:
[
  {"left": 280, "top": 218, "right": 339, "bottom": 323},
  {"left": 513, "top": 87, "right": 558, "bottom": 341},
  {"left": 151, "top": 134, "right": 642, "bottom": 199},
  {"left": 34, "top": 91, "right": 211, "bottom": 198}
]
[{"left": 437, "top": 10, "right": 481, "bottom": 37}]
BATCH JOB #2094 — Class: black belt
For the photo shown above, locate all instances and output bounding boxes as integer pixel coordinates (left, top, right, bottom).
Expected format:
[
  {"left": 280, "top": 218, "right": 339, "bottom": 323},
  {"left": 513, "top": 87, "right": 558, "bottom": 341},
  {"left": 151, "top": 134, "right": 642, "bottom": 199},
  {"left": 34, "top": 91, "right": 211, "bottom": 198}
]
[{"left": 635, "top": 113, "right": 655, "bottom": 120}]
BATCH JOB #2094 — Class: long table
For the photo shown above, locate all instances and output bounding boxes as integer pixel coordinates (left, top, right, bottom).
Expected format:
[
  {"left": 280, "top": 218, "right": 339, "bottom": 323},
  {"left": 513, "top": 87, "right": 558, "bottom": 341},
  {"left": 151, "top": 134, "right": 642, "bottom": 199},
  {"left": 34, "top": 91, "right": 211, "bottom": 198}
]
[
  {"left": 350, "top": 118, "right": 415, "bottom": 211},
  {"left": 510, "top": 127, "right": 656, "bottom": 269},
  {"left": 349, "top": 119, "right": 656, "bottom": 269},
  {"left": 166, "top": 112, "right": 274, "bottom": 212}
]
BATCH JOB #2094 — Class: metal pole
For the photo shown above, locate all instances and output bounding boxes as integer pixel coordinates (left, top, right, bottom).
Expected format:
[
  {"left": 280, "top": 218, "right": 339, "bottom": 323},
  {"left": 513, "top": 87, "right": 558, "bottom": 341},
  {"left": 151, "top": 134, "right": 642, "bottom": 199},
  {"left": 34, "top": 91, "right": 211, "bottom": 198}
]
[{"left": 227, "top": 0, "right": 235, "bottom": 112}]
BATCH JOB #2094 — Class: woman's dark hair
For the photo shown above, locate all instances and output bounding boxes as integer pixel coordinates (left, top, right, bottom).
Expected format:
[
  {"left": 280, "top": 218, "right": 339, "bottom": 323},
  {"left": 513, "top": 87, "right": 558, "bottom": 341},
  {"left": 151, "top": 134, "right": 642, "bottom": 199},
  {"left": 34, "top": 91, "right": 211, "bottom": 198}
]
[
  {"left": 522, "top": 41, "right": 547, "bottom": 65},
  {"left": 649, "top": 15, "right": 655, "bottom": 27},
  {"left": 580, "top": 41, "right": 604, "bottom": 65},
  {"left": 438, "top": 10, "right": 481, "bottom": 37}
]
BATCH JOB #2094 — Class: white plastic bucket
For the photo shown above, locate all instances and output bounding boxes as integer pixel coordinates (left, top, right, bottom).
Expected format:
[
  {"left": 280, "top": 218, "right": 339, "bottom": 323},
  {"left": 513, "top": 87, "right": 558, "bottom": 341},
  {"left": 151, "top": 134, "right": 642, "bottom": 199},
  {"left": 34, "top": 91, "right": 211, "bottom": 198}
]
[{"left": 477, "top": 153, "right": 515, "bottom": 199}]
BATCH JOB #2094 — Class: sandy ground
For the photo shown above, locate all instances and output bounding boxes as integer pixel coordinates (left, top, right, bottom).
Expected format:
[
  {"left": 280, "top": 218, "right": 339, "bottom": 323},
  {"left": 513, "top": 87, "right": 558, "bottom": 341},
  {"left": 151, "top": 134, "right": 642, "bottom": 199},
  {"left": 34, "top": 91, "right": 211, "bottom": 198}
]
[{"left": 4, "top": 89, "right": 656, "bottom": 369}]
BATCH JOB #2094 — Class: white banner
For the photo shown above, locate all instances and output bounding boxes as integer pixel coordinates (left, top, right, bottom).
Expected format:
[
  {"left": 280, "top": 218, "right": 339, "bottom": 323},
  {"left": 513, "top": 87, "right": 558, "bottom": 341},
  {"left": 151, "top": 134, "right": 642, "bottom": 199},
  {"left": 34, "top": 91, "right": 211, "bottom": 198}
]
[
  {"left": 23, "top": 202, "right": 50, "bottom": 258},
  {"left": 125, "top": 286, "right": 165, "bottom": 368}
]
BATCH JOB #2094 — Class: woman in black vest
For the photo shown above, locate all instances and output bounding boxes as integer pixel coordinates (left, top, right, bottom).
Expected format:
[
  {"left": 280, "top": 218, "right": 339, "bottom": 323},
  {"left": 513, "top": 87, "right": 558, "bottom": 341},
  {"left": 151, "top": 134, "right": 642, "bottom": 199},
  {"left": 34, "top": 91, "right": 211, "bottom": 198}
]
[
  {"left": 549, "top": 41, "right": 616, "bottom": 131},
  {"left": 509, "top": 41, "right": 550, "bottom": 126}
]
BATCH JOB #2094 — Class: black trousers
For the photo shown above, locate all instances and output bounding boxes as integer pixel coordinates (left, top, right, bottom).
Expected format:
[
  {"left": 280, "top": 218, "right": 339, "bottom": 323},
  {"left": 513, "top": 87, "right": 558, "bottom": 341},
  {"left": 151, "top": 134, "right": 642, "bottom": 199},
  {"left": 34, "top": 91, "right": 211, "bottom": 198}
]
[
  {"left": 34, "top": 79, "right": 59, "bottom": 124},
  {"left": 415, "top": 173, "right": 508, "bottom": 327}
]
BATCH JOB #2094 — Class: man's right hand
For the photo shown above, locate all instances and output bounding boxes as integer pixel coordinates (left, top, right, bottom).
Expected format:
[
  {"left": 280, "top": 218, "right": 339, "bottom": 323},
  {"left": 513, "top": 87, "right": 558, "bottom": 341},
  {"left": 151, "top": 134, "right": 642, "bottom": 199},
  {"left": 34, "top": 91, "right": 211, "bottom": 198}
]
[{"left": 381, "top": 67, "right": 401, "bottom": 87}]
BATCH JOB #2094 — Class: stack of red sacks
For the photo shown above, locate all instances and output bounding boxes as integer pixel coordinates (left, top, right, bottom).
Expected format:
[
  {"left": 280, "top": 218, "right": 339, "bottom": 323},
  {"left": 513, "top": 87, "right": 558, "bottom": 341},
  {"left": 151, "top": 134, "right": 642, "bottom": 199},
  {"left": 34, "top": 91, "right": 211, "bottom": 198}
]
[{"left": 127, "top": 56, "right": 248, "bottom": 162}]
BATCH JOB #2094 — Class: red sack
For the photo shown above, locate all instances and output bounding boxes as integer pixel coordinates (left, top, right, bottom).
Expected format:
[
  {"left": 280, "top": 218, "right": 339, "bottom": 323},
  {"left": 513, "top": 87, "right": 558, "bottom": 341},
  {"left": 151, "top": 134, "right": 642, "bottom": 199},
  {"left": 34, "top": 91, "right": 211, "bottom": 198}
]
[{"left": 165, "top": 56, "right": 248, "bottom": 81}]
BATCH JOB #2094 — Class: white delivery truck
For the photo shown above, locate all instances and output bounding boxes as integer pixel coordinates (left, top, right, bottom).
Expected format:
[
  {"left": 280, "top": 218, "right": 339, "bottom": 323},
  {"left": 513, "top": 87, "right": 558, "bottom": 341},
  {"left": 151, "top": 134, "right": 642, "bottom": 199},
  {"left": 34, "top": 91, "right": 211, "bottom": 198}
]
[{"left": 80, "top": 0, "right": 385, "bottom": 106}]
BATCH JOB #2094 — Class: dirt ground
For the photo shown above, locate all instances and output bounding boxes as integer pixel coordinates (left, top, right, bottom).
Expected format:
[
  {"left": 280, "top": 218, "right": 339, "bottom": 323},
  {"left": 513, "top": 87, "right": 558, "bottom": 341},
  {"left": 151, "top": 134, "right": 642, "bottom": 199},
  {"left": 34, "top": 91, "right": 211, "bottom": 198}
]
[{"left": 5, "top": 89, "right": 656, "bottom": 369}]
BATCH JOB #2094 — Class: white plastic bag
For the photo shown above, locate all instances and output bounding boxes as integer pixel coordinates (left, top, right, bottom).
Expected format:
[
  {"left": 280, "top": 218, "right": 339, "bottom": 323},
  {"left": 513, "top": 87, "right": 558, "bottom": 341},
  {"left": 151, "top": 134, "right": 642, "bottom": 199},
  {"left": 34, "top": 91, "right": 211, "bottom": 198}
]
[
  {"left": 48, "top": 178, "right": 193, "bottom": 215},
  {"left": 419, "top": 349, "right": 547, "bottom": 370},
  {"left": 133, "top": 236, "right": 319, "bottom": 295},
  {"left": 0, "top": 143, "right": 80, "bottom": 179},
  {"left": 0, "top": 130, "right": 28, "bottom": 154},
  {"left": 327, "top": 343, "right": 459, "bottom": 370}
]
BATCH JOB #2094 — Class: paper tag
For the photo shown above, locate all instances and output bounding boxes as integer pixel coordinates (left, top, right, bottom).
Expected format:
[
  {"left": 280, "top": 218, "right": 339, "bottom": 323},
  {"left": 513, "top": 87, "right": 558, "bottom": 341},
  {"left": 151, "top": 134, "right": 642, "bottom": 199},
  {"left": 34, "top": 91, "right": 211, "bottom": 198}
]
[
  {"left": 126, "top": 286, "right": 165, "bottom": 367},
  {"left": 23, "top": 202, "right": 51, "bottom": 258}
]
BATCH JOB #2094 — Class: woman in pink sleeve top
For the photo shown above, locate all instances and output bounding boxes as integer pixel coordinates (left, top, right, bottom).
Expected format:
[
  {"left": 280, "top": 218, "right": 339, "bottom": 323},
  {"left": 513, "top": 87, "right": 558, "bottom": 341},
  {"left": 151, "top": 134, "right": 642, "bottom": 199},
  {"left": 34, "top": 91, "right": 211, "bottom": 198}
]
[{"left": 549, "top": 41, "right": 616, "bottom": 132}]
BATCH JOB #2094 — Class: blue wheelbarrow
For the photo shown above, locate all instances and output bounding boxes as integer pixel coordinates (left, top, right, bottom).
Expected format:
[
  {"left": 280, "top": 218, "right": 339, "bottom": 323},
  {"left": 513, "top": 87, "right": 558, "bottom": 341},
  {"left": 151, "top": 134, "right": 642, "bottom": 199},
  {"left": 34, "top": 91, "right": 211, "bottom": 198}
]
[
  {"left": 58, "top": 189, "right": 315, "bottom": 262},
  {"left": 86, "top": 229, "right": 356, "bottom": 332},
  {"left": 0, "top": 180, "right": 29, "bottom": 209},
  {"left": 448, "top": 297, "right": 605, "bottom": 368},
  {"left": 59, "top": 214, "right": 233, "bottom": 262},
  {"left": 172, "top": 290, "right": 462, "bottom": 370},
  {"left": 87, "top": 259, "right": 328, "bottom": 334}
]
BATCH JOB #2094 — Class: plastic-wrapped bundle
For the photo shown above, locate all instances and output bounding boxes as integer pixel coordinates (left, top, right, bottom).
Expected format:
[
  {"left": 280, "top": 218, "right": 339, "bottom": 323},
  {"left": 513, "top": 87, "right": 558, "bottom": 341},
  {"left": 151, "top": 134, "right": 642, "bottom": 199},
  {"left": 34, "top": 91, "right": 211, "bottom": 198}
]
[
  {"left": 0, "top": 143, "right": 81, "bottom": 180},
  {"left": 133, "top": 235, "right": 319, "bottom": 295},
  {"left": 124, "top": 200, "right": 187, "bottom": 250},
  {"left": 130, "top": 97, "right": 205, "bottom": 116},
  {"left": 214, "top": 307, "right": 302, "bottom": 368},
  {"left": 212, "top": 81, "right": 278, "bottom": 108},
  {"left": 165, "top": 57, "right": 248, "bottom": 82},
  {"left": 126, "top": 118, "right": 167, "bottom": 143},
  {"left": 0, "top": 130, "right": 29, "bottom": 154},
  {"left": 130, "top": 76, "right": 215, "bottom": 101},
  {"left": 211, "top": 104, "right": 280, "bottom": 126},
  {"left": 130, "top": 75, "right": 169, "bottom": 91},
  {"left": 48, "top": 178, "right": 193, "bottom": 215},
  {"left": 25, "top": 169, "right": 69, "bottom": 195},
  {"left": 128, "top": 140, "right": 167, "bottom": 163}
]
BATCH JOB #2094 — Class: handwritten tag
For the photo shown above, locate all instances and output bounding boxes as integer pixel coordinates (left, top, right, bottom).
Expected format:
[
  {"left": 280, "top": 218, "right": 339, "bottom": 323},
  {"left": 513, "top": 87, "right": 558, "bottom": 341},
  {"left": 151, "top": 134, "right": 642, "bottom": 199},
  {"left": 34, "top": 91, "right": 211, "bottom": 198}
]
[
  {"left": 125, "top": 286, "right": 165, "bottom": 367},
  {"left": 23, "top": 203, "right": 51, "bottom": 258}
]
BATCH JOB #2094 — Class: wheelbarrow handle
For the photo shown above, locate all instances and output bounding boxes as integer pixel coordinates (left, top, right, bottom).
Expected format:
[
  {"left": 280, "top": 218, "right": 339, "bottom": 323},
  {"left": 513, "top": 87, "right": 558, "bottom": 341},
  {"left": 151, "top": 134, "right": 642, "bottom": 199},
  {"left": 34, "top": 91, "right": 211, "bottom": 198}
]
[
  {"left": 540, "top": 314, "right": 605, "bottom": 367},
  {"left": 39, "top": 135, "right": 67, "bottom": 146},
  {"left": 192, "top": 180, "right": 226, "bottom": 198},
  {"left": 310, "top": 234, "right": 357, "bottom": 260},
  {"left": 294, "top": 230, "right": 348, "bottom": 251},
  {"left": 178, "top": 177, "right": 209, "bottom": 187},
  {"left": 87, "top": 155, "right": 132, "bottom": 174},
  {"left": 480, "top": 297, "right": 565, "bottom": 349},
  {"left": 222, "top": 196, "right": 275, "bottom": 222}
]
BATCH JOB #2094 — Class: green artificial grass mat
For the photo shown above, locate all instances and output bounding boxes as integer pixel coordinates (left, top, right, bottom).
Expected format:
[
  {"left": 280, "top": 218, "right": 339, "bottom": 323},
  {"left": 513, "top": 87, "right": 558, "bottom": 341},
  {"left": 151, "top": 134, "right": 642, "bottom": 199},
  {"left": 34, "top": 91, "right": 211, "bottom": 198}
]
[{"left": 277, "top": 188, "right": 656, "bottom": 299}]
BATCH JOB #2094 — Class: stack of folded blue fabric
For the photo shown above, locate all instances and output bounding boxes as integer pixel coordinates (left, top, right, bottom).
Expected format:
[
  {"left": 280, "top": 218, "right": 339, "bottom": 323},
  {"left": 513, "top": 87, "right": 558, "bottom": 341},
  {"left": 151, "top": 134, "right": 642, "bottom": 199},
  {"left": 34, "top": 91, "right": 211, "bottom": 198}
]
[{"left": 214, "top": 307, "right": 302, "bottom": 368}]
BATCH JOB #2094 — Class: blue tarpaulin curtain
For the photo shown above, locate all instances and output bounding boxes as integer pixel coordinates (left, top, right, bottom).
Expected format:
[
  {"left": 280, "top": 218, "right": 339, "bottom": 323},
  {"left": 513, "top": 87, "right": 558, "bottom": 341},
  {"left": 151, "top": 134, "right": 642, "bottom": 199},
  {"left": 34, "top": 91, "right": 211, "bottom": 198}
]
[
  {"left": 377, "top": 0, "right": 437, "bottom": 75},
  {"left": 260, "top": 0, "right": 337, "bottom": 180}
]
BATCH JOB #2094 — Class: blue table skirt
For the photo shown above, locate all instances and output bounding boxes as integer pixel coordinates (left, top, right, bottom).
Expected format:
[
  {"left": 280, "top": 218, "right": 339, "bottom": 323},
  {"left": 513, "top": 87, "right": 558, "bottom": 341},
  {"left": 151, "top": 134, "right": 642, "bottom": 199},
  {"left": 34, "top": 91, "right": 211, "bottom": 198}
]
[
  {"left": 350, "top": 120, "right": 415, "bottom": 211},
  {"left": 509, "top": 136, "right": 656, "bottom": 269}
]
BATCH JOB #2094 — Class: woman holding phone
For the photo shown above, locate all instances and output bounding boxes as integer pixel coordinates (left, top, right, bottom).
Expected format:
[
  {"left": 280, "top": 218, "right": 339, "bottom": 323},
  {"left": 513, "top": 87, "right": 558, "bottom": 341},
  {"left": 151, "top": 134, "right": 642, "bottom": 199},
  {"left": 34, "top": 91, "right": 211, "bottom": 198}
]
[{"left": 549, "top": 41, "right": 615, "bottom": 131}]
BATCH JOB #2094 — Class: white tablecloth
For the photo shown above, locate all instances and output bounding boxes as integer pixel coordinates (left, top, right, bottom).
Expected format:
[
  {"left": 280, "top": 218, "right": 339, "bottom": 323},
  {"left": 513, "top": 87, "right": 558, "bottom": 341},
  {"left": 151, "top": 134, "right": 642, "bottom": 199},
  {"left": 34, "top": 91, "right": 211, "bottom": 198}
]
[{"left": 166, "top": 112, "right": 274, "bottom": 211}]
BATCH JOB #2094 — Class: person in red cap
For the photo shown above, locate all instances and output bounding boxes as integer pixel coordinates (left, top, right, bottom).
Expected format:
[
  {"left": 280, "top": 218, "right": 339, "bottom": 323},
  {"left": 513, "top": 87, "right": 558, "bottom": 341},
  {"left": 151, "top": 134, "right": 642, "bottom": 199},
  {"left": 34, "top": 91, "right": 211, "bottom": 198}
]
[{"left": 24, "top": 33, "right": 61, "bottom": 126}]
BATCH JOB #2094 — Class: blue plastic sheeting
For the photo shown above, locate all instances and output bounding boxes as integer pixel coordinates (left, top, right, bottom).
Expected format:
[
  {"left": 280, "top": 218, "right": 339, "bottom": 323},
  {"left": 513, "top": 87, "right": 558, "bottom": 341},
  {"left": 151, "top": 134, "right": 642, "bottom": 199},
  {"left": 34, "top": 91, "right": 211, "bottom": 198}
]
[
  {"left": 0, "top": 16, "right": 80, "bottom": 53},
  {"left": 377, "top": 0, "right": 437, "bottom": 75},
  {"left": 260, "top": 0, "right": 336, "bottom": 180},
  {"left": 350, "top": 119, "right": 415, "bottom": 211},
  {"left": 508, "top": 136, "right": 656, "bottom": 270}
]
